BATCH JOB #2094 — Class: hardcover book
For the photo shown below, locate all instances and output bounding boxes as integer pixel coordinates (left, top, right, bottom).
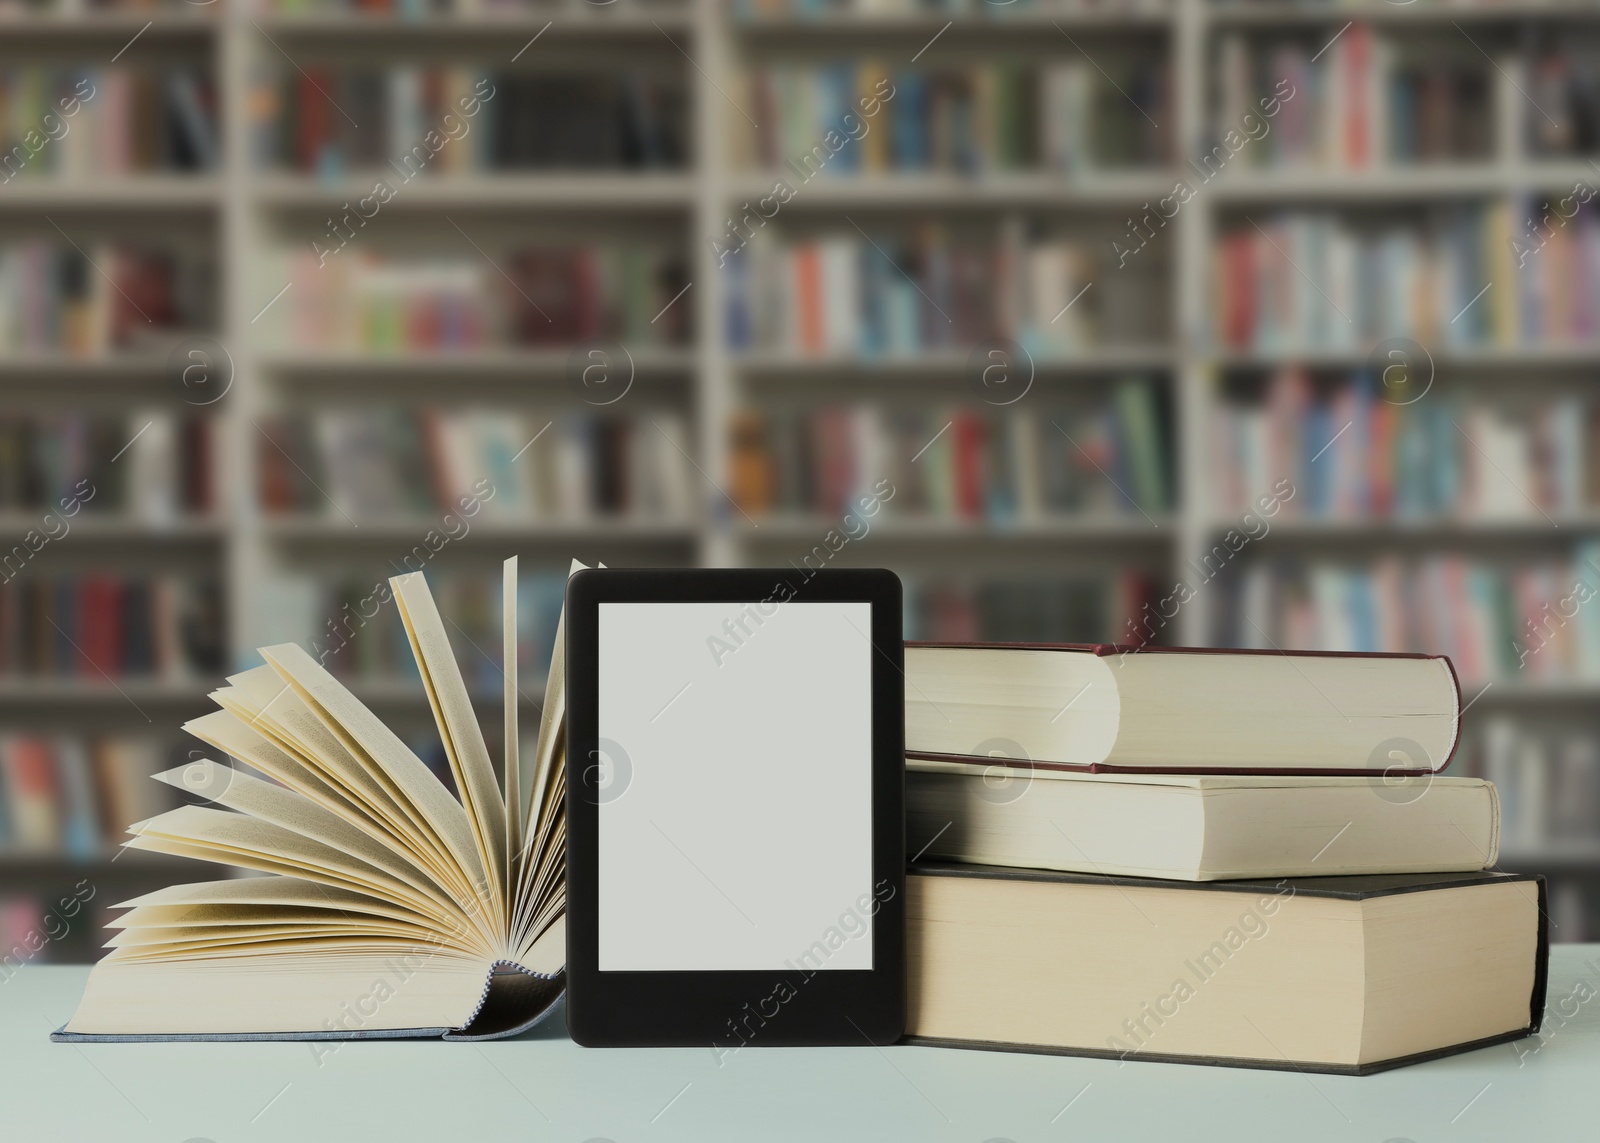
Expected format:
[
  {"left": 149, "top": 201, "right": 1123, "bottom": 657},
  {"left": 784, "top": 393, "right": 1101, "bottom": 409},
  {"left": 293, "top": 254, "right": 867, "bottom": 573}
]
[
  {"left": 905, "top": 642, "right": 1461, "bottom": 774},
  {"left": 906, "top": 863, "right": 1547, "bottom": 1074},
  {"left": 908, "top": 759, "right": 1498, "bottom": 881},
  {"left": 55, "top": 558, "right": 572, "bottom": 1042}
]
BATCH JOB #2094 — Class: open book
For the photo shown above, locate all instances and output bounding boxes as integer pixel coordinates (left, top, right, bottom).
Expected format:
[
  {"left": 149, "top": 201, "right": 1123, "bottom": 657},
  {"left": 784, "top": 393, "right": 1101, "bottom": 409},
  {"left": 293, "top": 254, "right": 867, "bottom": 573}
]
[{"left": 55, "top": 558, "right": 574, "bottom": 1042}]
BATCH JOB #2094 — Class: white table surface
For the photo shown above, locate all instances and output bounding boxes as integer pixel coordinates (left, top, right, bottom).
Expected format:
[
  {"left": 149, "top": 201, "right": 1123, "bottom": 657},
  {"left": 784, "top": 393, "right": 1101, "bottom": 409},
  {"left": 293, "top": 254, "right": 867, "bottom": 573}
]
[{"left": 5, "top": 949, "right": 1598, "bottom": 1143}]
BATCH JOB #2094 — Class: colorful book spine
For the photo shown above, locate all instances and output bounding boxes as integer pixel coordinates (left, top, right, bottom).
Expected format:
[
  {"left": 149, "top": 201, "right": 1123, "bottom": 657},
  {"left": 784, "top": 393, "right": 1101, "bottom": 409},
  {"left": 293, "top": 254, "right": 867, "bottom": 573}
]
[
  {"left": 260, "top": 65, "right": 685, "bottom": 175},
  {"left": 1213, "top": 24, "right": 1490, "bottom": 171},
  {"left": 269, "top": 244, "right": 689, "bottom": 353},
  {"left": 737, "top": 55, "right": 1164, "bottom": 177},
  {"left": 258, "top": 408, "right": 694, "bottom": 522},
  {"left": 1213, "top": 201, "right": 1600, "bottom": 352},
  {"left": 728, "top": 380, "right": 1170, "bottom": 521},
  {"left": 902, "top": 570, "right": 1160, "bottom": 645},
  {"left": 1221, "top": 545, "right": 1600, "bottom": 686},
  {"left": 1211, "top": 370, "right": 1594, "bottom": 523},
  {"left": 727, "top": 224, "right": 1153, "bottom": 356},
  {"left": 0, "top": 576, "right": 222, "bottom": 681},
  {"left": 0, "top": 64, "right": 216, "bottom": 181},
  {"left": 0, "top": 241, "right": 214, "bottom": 357},
  {"left": 256, "top": 566, "right": 569, "bottom": 692},
  {"left": 0, "top": 734, "right": 179, "bottom": 858}
]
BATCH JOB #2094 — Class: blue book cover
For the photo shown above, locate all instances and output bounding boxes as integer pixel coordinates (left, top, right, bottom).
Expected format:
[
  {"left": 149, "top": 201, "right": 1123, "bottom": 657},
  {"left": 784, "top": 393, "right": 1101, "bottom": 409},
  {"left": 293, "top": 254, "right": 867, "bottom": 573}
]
[
  {"left": 1389, "top": 75, "right": 1416, "bottom": 164},
  {"left": 985, "top": 418, "right": 1018, "bottom": 523},
  {"left": 1348, "top": 372, "right": 1374, "bottom": 516},
  {"left": 1348, "top": 570, "right": 1379, "bottom": 653},
  {"left": 1303, "top": 403, "right": 1332, "bottom": 516},
  {"left": 885, "top": 278, "right": 920, "bottom": 356},
  {"left": 1430, "top": 402, "right": 1461, "bottom": 515},
  {"left": 1393, "top": 405, "right": 1425, "bottom": 518},
  {"left": 891, "top": 72, "right": 929, "bottom": 170},
  {"left": 819, "top": 64, "right": 859, "bottom": 173},
  {"left": 54, "top": 741, "right": 100, "bottom": 860},
  {"left": 859, "top": 241, "right": 892, "bottom": 357}
]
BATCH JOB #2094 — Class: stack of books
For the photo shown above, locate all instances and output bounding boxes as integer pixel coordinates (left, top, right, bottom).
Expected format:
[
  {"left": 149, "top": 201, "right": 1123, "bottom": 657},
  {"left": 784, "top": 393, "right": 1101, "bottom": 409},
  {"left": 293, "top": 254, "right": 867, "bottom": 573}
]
[{"left": 901, "top": 641, "right": 1548, "bottom": 1073}]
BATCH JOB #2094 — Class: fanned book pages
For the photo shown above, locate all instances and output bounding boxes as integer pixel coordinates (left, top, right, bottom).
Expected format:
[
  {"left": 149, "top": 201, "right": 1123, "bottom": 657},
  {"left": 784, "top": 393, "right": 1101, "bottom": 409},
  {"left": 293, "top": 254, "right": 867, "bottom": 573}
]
[{"left": 54, "top": 558, "right": 580, "bottom": 1043}]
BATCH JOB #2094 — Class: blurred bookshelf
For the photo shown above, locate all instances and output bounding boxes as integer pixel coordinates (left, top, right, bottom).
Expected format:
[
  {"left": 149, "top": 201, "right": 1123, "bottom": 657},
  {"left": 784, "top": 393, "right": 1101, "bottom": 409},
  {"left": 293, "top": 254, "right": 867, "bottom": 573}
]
[{"left": 7, "top": 0, "right": 1600, "bottom": 957}]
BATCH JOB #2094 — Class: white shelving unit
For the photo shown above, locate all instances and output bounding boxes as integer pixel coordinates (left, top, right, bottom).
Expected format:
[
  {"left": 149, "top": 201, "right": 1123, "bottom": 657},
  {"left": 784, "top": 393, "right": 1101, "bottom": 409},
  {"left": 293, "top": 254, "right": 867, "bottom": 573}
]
[{"left": 6, "top": 0, "right": 1600, "bottom": 948}]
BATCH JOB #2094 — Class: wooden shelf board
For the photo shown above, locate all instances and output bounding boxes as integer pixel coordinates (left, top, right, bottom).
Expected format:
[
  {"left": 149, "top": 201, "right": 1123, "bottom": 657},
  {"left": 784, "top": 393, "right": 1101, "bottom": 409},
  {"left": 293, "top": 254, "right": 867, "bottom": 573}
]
[
  {"left": 731, "top": 9, "right": 1176, "bottom": 34},
  {"left": 0, "top": 680, "right": 213, "bottom": 705},
  {"left": 255, "top": 173, "right": 694, "bottom": 209},
  {"left": 733, "top": 348, "right": 1176, "bottom": 375},
  {"left": 1205, "top": 0, "right": 1600, "bottom": 27},
  {"left": 1203, "top": 516, "right": 1596, "bottom": 540},
  {"left": 0, "top": 177, "right": 222, "bottom": 209},
  {"left": 1499, "top": 844, "right": 1600, "bottom": 867},
  {"left": 0, "top": 11, "right": 217, "bottom": 35},
  {"left": 259, "top": 348, "right": 698, "bottom": 374},
  {"left": 1212, "top": 344, "right": 1600, "bottom": 369},
  {"left": 0, "top": 516, "right": 223, "bottom": 540},
  {"left": 253, "top": 10, "right": 694, "bottom": 36},
  {"left": 1205, "top": 166, "right": 1505, "bottom": 200},
  {"left": 734, "top": 514, "right": 1173, "bottom": 541},
  {"left": 0, "top": 355, "right": 178, "bottom": 379},
  {"left": 726, "top": 171, "right": 1175, "bottom": 207},
  {"left": 261, "top": 517, "right": 700, "bottom": 542},
  {"left": 1457, "top": 680, "right": 1600, "bottom": 703}
]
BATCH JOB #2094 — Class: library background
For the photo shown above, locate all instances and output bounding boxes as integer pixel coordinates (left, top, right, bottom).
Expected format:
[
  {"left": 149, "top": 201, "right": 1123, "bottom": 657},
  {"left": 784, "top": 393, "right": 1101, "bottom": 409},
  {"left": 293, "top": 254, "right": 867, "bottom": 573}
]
[{"left": 1, "top": 0, "right": 1599, "bottom": 958}]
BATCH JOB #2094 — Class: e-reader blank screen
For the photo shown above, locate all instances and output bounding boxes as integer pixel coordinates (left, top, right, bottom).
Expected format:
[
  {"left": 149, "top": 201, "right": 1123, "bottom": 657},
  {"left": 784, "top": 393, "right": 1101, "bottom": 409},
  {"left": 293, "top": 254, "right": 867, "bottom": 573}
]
[{"left": 596, "top": 600, "right": 874, "bottom": 972}]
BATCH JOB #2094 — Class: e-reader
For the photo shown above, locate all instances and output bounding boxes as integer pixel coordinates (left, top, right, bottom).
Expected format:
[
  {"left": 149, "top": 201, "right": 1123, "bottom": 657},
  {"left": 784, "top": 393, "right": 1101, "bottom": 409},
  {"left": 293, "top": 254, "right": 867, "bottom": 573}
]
[{"left": 564, "top": 567, "right": 905, "bottom": 1048}]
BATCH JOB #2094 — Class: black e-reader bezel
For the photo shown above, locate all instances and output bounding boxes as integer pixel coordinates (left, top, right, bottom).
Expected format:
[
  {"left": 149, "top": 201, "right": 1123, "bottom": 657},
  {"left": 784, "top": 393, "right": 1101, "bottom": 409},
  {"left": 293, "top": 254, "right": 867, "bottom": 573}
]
[{"left": 564, "top": 567, "right": 905, "bottom": 1048}]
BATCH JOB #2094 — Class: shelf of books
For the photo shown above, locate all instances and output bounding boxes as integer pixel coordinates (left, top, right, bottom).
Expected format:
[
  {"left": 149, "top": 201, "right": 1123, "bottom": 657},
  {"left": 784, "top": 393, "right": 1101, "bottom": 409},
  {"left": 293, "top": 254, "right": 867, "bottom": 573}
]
[
  {"left": 9, "top": 0, "right": 1600, "bottom": 959},
  {"left": 1191, "top": 0, "right": 1600, "bottom": 943},
  {"left": 711, "top": 0, "right": 1181, "bottom": 665}
]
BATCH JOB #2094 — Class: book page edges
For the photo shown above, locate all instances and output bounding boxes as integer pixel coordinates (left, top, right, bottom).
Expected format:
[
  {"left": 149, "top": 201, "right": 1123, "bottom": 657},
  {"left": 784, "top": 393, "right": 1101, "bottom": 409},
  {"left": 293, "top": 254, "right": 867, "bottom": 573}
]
[
  {"left": 907, "top": 756, "right": 1493, "bottom": 790},
  {"left": 390, "top": 572, "right": 508, "bottom": 909},
  {"left": 57, "top": 946, "right": 564, "bottom": 1041}
]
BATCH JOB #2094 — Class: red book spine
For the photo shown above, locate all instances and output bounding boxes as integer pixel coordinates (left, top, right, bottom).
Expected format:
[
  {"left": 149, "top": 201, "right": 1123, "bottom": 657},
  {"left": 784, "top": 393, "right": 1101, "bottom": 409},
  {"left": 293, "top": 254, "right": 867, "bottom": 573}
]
[
  {"left": 298, "top": 68, "right": 331, "bottom": 172},
  {"left": 1370, "top": 400, "right": 1395, "bottom": 518},
  {"left": 1222, "top": 232, "right": 1252, "bottom": 348},
  {"left": 258, "top": 419, "right": 287, "bottom": 513},
  {"left": 186, "top": 416, "right": 213, "bottom": 515},
  {"left": 1345, "top": 23, "right": 1370, "bottom": 167},
  {"left": 420, "top": 409, "right": 452, "bottom": 510},
  {"left": 815, "top": 407, "right": 851, "bottom": 515},
  {"left": 574, "top": 248, "right": 601, "bottom": 342},
  {"left": 795, "top": 245, "right": 824, "bottom": 353},
  {"left": 81, "top": 578, "right": 120, "bottom": 678},
  {"left": 9, "top": 738, "right": 59, "bottom": 841},
  {"left": 409, "top": 291, "right": 439, "bottom": 350},
  {"left": 953, "top": 413, "right": 984, "bottom": 518}
]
